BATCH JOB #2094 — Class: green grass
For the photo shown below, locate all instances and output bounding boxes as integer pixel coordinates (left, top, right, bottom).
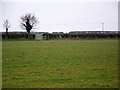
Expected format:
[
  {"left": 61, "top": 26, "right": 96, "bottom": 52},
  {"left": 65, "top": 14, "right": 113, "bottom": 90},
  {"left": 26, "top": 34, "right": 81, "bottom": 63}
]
[{"left": 2, "top": 40, "right": 118, "bottom": 88}]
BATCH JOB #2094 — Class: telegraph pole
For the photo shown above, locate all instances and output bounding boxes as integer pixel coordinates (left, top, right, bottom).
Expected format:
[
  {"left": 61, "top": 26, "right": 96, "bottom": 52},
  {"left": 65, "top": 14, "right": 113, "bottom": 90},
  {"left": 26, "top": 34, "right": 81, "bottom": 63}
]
[{"left": 102, "top": 22, "right": 104, "bottom": 32}]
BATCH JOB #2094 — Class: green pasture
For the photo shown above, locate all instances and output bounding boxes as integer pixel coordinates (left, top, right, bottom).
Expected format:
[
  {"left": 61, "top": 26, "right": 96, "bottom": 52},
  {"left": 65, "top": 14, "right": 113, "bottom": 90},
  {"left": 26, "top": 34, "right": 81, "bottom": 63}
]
[{"left": 2, "top": 40, "right": 118, "bottom": 88}]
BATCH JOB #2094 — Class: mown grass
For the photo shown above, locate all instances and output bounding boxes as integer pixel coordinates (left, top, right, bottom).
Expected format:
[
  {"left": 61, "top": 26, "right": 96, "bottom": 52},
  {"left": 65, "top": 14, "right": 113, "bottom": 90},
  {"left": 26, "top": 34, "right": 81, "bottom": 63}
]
[{"left": 2, "top": 40, "right": 118, "bottom": 88}]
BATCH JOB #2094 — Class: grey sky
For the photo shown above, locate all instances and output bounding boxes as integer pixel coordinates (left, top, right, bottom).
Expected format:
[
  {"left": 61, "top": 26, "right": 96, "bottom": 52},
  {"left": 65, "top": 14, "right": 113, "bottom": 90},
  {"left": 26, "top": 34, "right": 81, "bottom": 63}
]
[{"left": 0, "top": 0, "right": 118, "bottom": 33}]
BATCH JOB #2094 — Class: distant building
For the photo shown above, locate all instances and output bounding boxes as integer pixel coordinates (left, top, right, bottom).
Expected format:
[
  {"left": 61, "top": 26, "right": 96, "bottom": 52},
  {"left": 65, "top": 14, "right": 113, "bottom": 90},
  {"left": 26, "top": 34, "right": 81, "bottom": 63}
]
[{"left": 34, "top": 32, "right": 48, "bottom": 41}]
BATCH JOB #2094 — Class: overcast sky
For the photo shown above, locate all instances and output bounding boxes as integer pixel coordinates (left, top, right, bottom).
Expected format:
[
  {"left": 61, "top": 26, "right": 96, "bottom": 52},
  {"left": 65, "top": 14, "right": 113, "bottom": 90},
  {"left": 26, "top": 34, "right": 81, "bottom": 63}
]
[{"left": 0, "top": 0, "right": 119, "bottom": 33}]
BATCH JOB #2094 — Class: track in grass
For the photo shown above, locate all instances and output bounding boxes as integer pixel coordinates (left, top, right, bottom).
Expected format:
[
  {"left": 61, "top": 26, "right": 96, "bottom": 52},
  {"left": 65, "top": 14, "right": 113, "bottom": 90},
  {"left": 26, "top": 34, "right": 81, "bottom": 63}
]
[{"left": 2, "top": 40, "right": 118, "bottom": 88}]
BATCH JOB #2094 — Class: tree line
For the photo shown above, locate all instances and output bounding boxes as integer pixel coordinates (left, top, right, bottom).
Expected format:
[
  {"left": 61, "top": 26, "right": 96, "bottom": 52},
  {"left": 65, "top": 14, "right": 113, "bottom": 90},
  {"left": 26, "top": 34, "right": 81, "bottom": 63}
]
[
  {"left": 2, "top": 32, "right": 35, "bottom": 39},
  {"left": 43, "top": 32, "right": 120, "bottom": 40},
  {"left": 3, "top": 13, "right": 38, "bottom": 39},
  {"left": 2, "top": 13, "right": 120, "bottom": 40}
]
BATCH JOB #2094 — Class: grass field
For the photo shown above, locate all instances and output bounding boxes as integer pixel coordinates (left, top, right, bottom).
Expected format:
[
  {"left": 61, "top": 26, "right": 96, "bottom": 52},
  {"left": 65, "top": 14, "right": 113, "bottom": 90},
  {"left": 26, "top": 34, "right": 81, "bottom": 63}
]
[{"left": 2, "top": 40, "right": 118, "bottom": 88}]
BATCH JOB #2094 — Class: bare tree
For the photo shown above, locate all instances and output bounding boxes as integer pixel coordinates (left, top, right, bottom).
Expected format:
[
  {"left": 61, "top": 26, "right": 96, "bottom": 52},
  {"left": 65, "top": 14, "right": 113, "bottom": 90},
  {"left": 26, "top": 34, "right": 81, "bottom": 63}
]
[
  {"left": 3, "top": 20, "right": 10, "bottom": 39},
  {"left": 20, "top": 13, "right": 39, "bottom": 39}
]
